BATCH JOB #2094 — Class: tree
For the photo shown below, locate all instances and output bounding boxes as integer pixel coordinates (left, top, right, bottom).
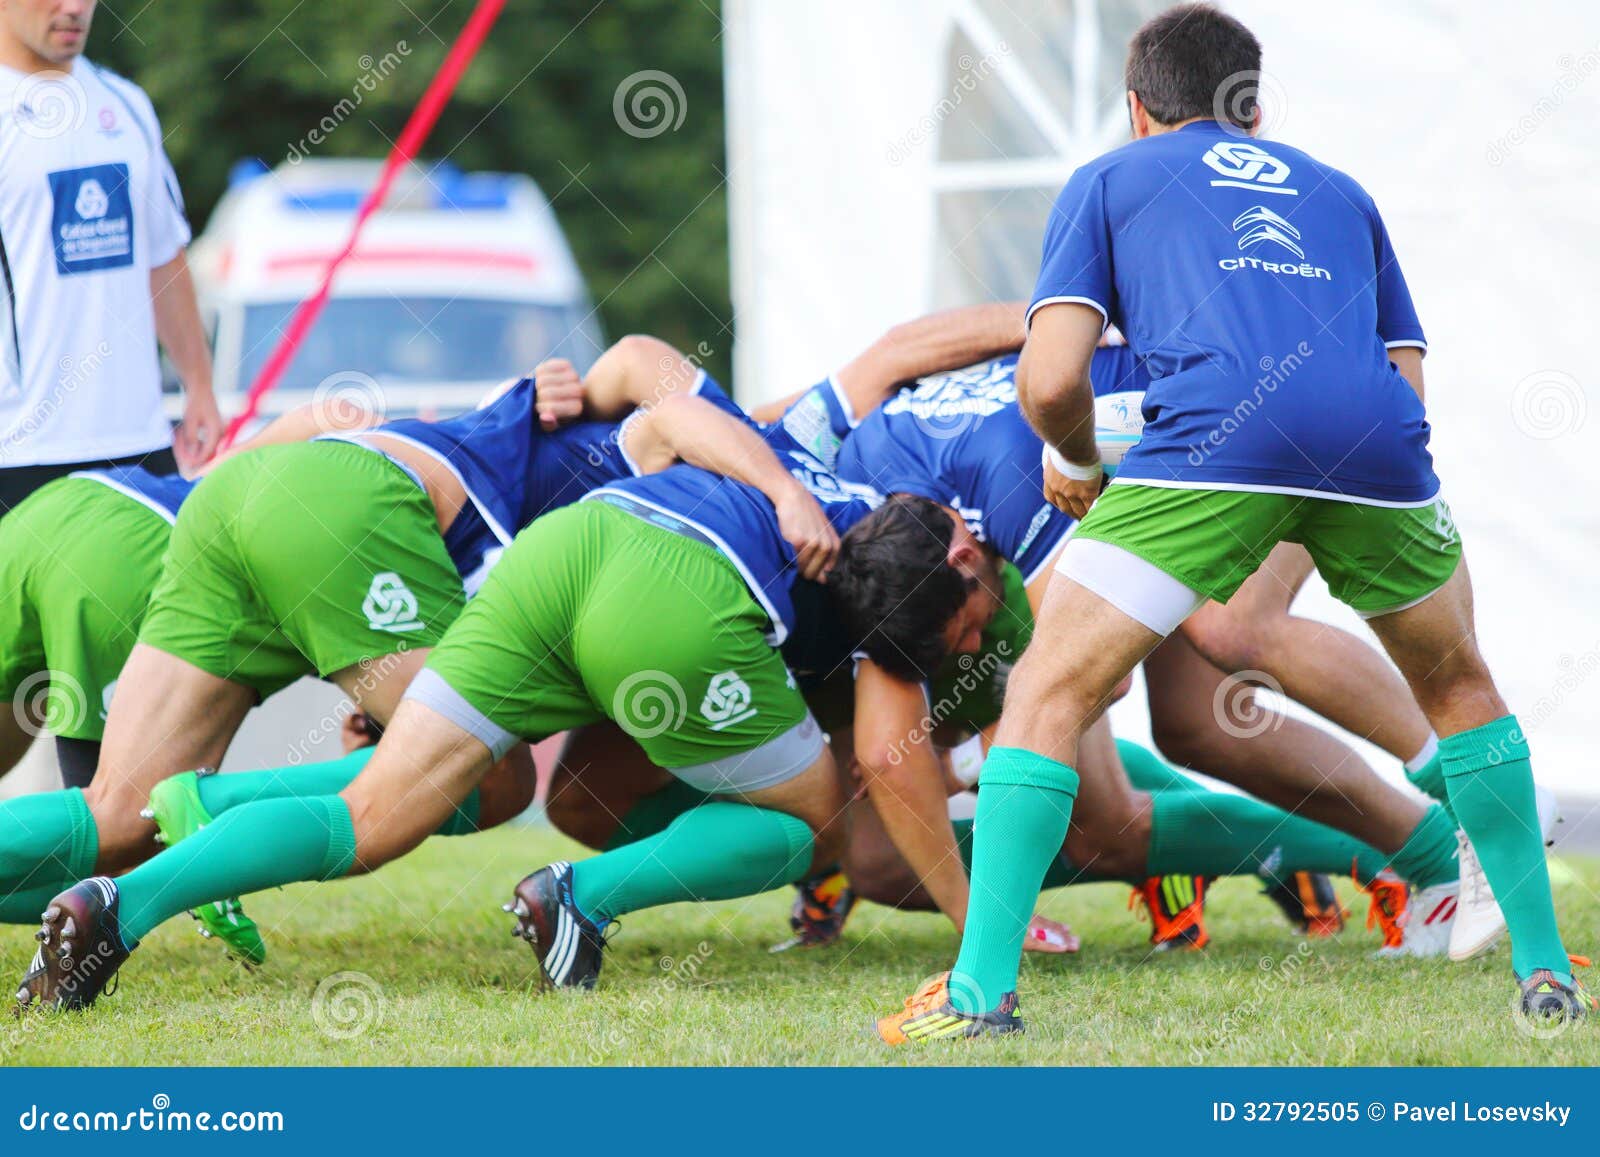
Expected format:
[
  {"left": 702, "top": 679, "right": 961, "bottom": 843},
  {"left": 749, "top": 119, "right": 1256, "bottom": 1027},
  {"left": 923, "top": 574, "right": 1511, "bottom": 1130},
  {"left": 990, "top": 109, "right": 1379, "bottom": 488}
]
[{"left": 93, "top": 0, "right": 733, "bottom": 383}]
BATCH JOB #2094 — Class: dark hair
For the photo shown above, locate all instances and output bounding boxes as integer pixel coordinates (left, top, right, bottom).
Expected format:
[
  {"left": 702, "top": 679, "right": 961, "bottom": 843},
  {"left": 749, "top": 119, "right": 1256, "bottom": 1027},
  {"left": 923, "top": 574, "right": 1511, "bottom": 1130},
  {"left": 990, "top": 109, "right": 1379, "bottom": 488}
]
[
  {"left": 830, "top": 495, "right": 969, "bottom": 682},
  {"left": 1125, "top": 3, "right": 1261, "bottom": 130}
]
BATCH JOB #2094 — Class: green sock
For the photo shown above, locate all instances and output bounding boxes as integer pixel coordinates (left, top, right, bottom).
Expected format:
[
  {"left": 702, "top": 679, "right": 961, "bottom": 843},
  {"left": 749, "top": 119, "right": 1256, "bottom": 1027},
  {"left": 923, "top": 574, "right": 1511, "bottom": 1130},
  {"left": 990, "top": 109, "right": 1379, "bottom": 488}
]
[
  {"left": 949, "top": 747, "right": 1078, "bottom": 1015},
  {"left": 1442, "top": 715, "right": 1569, "bottom": 982},
  {"left": 197, "top": 748, "right": 376, "bottom": 814},
  {"left": 1405, "top": 752, "right": 1455, "bottom": 823},
  {"left": 115, "top": 795, "right": 358, "bottom": 946},
  {"left": 1147, "top": 789, "right": 1390, "bottom": 884},
  {"left": 570, "top": 801, "right": 813, "bottom": 925},
  {"left": 601, "top": 779, "right": 713, "bottom": 851},
  {"left": 1386, "top": 804, "right": 1460, "bottom": 889},
  {"left": 1115, "top": 739, "right": 1207, "bottom": 795},
  {"left": 0, "top": 882, "right": 75, "bottom": 923},
  {"left": 197, "top": 749, "right": 479, "bottom": 837},
  {"left": 0, "top": 788, "right": 99, "bottom": 922}
]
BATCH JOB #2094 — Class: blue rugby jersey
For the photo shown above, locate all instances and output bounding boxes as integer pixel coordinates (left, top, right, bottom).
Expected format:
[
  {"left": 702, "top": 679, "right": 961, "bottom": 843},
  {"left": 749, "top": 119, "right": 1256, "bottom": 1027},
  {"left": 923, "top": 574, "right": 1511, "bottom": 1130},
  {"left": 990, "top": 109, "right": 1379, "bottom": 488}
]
[
  {"left": 832, "top": 347, "right": 1148, "bottom": 583},
  {"left": 586, "top": 420, "right": 881, "bottom": 648},
  {"left": 1029, "top": 120, "right": 1435, "bottom": 505},
  {"left": 71, "top": 464, "right": 195, "bottom": 523},
  {"left": 326, "top": 369, "right": 745, "bottom": 589}
]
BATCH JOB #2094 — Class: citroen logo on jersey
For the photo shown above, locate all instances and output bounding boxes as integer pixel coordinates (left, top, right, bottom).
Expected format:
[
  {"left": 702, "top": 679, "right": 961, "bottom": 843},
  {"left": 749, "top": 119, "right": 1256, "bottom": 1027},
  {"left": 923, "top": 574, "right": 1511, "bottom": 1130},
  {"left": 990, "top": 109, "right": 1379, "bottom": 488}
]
[
  {"left": 1233, "top": 206, "right": 1304, "bottom": 259},
  {"left": 363, "top": 573, "right": 424, "bottom": 633},
  {"left": 1202, "top": 140, "right": 1297, "bottom": 195}
]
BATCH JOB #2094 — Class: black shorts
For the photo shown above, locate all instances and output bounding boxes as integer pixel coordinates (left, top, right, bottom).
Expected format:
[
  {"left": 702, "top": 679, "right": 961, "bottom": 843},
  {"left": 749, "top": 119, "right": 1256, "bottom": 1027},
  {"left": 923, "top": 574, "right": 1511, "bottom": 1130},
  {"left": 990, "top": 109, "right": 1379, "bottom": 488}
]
[{"left": 0, "top": 446, "right": 178, "bottom": 518}]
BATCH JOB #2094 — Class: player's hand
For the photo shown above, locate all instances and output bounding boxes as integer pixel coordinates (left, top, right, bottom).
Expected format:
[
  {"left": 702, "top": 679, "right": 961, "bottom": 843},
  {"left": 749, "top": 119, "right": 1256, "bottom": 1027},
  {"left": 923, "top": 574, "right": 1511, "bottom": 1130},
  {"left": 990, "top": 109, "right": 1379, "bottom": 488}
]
[
  {"left": 775, "top": 483, "right": 840, "bottom": 582},
  {"left": 174, "top": 389, "right": 223, "bottom": 472},
  {"left": 1023, "top": 914, "right": 1080, "bottom": 954},
  {"left": 1042, "top": 453, "right": 1103, "bottom": 521},
  {"left": 532, "top": 358, "right": 585, "bottom": 430}
]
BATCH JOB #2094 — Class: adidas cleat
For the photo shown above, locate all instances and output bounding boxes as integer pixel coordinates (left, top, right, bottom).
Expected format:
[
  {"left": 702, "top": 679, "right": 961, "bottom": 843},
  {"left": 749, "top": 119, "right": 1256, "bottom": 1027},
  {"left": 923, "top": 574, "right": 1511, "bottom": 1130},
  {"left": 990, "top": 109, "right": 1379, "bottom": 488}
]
[
  {"left": 1450, "top": 786, "right": 1561, "bottom": 962},
  {"left": 1131, "top": 875, "right": 1209, "bottom": 952},
  {"left": 506, "top": 861, "right": 608, "bottom": 990},
  {"left": 15, "top": 879, "right": 132, "bottom": 1013},
  {"left": 1362, "top": 869, "right": 1409, "bottom": 955},
  {"left": 145, "top": 771, "right": 266, "bottom": 966},
  {"left": 873, "top": 974, "right": 1022, "bottom": 1045},
  {"left": 1262, "top": 871, "right": 1347, "bottom": 937},
  {"left": 1519, "top": 957, "right": 1596, "bottom": 1024},
  {"left": 770, "top": 868, "right": 857, "bottom": 952}
]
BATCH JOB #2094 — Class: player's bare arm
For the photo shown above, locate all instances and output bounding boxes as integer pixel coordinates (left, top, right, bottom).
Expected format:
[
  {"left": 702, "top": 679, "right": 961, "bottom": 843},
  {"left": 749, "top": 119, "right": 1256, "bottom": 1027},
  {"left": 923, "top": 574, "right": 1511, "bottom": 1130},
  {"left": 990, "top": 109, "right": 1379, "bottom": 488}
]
[
  {"left": 622, "top": 393, "right": 840, "bottom": 579},
  {"left": 1017, "top": 303, "right": 1103, "bottom": 519}
]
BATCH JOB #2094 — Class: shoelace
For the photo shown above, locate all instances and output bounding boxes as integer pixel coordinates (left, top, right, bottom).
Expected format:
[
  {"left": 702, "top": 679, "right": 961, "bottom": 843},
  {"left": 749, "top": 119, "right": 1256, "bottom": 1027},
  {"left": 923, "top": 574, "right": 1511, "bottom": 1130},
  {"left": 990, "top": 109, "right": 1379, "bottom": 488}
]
[{"left": 1457, "top": 833, "right": 1491, "bottom": 904}]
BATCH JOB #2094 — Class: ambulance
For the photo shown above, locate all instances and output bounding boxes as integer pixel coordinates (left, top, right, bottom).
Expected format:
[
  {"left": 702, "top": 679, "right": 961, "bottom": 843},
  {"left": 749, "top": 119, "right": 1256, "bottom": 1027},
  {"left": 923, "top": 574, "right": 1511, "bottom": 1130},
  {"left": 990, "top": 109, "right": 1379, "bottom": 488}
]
[{"left": 187, "top": 157, "right": 604, "bottom": 421}]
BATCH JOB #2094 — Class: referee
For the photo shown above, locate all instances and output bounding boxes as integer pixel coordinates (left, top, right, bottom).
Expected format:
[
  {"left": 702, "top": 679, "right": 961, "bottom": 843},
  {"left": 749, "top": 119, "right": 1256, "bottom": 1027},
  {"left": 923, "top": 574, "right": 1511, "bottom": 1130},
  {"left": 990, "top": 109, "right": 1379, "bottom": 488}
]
[{"left": 0, "top": 0, "right": 220, "bottom": 513}]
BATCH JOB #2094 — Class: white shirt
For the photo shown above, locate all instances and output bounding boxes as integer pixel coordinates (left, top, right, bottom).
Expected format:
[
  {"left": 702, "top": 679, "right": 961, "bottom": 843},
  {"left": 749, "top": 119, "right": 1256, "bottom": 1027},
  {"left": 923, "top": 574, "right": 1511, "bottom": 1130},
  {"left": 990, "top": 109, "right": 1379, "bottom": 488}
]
[{"left": 0, "top": 57, "right": 190, "bottom": 466}]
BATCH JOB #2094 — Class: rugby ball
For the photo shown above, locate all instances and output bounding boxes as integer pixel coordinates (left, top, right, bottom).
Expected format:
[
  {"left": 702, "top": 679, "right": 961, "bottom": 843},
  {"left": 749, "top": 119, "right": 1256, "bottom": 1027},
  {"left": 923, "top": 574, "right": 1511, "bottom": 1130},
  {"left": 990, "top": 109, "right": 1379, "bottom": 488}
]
[{"left": 1095, "top": 390, "right": 1146, "bottom": 475}]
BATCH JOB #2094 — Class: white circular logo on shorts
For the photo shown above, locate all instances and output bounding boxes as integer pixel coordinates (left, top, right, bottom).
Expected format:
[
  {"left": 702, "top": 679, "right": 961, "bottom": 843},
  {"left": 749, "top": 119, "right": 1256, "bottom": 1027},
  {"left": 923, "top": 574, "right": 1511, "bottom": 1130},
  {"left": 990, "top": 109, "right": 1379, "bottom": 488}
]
[
  {"left": 701, "top": 671, "right": 758, "bottom": 732},
  {"left": 362, "top": 573, "right": 423, "bottom": 633}
]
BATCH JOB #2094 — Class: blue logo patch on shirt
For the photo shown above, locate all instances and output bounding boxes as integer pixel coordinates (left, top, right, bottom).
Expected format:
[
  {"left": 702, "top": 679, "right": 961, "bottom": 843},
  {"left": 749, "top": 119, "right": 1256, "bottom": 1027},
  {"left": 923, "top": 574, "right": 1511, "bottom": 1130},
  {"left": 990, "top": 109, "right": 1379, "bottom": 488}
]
[{"left": 48, "top": 163, "right": 134, "bottom": 275}]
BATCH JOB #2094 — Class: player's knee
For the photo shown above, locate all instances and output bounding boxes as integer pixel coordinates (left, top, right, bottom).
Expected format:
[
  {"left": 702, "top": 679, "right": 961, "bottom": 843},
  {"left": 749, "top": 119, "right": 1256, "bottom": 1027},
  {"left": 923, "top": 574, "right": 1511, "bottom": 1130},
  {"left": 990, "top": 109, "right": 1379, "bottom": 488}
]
[
  {"left": 543, "top": 786, "right": 614, "bottom": 851},
  {"left": 1148, "top": 708, "right": 1221, "bottom": 772},
  {"left": 1182, "top": 610, "right": 1272, "bottom": 673}
]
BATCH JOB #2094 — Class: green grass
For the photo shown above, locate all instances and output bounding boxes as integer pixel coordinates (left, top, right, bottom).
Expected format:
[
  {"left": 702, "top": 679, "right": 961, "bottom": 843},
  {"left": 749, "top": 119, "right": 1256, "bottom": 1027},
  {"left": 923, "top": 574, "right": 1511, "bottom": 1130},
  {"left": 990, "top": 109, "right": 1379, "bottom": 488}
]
[{"left": 3, "top": 826, "right": 1597, "bottom": 1066}]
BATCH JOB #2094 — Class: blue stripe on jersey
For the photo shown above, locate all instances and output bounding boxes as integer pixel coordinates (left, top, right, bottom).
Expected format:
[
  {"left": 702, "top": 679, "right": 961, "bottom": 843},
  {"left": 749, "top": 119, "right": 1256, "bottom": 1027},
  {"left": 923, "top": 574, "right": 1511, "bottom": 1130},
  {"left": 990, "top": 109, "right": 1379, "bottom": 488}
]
[
  {"left": 1030, "top": 120, "right": 1436, "bottom": 504},
  {"left": 70, "top": 465, "right": 195, "bottom": 524},
  {"left": 834, "top": 347, "right": 1146, "bottom": 584}
]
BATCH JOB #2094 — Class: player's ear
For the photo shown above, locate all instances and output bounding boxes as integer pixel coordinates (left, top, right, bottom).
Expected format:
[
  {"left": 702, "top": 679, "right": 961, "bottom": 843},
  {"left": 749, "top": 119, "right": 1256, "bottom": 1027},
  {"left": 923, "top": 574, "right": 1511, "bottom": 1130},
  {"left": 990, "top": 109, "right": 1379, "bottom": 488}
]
[{"left": 1127, "top": 91, "right": 1149, "bottom": 138}]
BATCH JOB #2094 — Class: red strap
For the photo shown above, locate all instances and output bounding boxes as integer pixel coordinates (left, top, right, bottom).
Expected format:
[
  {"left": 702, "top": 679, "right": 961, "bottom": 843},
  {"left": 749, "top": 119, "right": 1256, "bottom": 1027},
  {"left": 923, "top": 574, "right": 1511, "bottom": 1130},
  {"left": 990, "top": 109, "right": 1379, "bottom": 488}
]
[{"left": 218, "top": 0, "right": 508, "bottom": 451}]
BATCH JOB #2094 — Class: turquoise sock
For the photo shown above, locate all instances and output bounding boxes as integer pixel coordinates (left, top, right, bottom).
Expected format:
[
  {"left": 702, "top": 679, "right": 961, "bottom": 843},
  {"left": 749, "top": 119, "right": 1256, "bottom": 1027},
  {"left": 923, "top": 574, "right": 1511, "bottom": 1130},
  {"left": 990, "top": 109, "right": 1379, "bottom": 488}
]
[
  {"left": 950, "top": 747, "right": 1078, "bottom": 1015},
  {"left": 1115, "top": 739, "right": 1207, "bottom": 795},
  {"left": 1442, "top": 716, "right": 1569, "bottom": 982},
  {"left": 0, "top": 788, "right": 99, "bottom": 922},
  {"left": 1387, "top": 804, "right": 1460, "bottom": 889},
  {"left": 601, "top": 779, "right": 713, "bottom": 851},
  {"left": 953, "top": 817, "right": 1101, "bottom": 889},
  {"left": 1405, "top": 752, "right": 1455, "bottom": 823},
  {"left": 1147, "top": 789, "right": 1390, "bottom": 883},
  {"left": 570, "top": 802, "right": 814, "bottom": 925},
  {"left": 0, "top": 882, "right": 73, "bottom": 923},
  {"left": 197, "top": 749, "right": 479, "bottom": 837},
  {"left": 115, "top": 795, "right": 358, "bottom": 946},
  {"left": 197, "top": 748, "right": 376, "bottom": 814}
]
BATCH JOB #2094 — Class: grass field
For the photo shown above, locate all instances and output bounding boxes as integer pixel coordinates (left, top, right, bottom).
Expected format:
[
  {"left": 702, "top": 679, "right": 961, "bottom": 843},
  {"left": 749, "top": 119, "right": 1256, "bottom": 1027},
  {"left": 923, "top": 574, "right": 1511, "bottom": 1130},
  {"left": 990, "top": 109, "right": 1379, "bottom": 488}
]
[{"left": 2, "top": 825, "right": 1597, "bottom": 1066}]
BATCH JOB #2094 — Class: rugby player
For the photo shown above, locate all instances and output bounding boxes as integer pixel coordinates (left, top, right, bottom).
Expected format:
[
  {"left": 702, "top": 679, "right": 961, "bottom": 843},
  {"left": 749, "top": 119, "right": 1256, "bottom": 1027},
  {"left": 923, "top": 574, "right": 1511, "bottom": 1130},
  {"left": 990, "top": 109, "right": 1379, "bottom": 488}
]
[
  {"left": 0, "top": 336, "right": 829, "bottom": 959},
  {"left": 878, "top": 4, "right": 1588, "bottom": 1042},
  {"left": 19, "top": 440, "right": 988, "bottom": 1008}
]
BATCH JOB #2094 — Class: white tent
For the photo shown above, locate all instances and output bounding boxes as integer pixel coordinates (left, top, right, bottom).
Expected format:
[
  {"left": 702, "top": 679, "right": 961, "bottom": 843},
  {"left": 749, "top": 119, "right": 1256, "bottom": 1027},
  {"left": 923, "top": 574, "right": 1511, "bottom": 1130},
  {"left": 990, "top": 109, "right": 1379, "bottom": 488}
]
[{"left": 725, "top": 0, "right": 1600, "bottom": 803}]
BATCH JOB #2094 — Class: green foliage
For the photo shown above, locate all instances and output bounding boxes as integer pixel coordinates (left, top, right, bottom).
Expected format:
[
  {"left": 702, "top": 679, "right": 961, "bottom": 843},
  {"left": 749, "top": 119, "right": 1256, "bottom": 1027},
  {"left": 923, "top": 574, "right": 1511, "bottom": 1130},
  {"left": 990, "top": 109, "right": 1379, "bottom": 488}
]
[{"left": 92, "top": 0, "right": 732, "bottom": 380}]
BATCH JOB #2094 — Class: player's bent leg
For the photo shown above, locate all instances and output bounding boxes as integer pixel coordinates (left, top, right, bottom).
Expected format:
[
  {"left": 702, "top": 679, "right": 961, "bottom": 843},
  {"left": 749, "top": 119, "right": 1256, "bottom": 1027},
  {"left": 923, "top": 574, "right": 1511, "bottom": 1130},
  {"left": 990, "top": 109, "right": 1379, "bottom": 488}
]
[
  {"left": 1363, "top": 561, "right": 1581, "bottom": 1005},
  {"left": 1145, "top": 632, "right": 1430, "bottom": 856},
  {"left": 928, "top": 566, "right": 1165, "bottom": 1030},
  {"left": 544, "top": 722, "right": 679, "bottom": 850},
  {"left": 17, "top": 699, "right": 498, "bottom": 1011},
  {"left": 1181, "top": 543, "right": 1434, "bottom": 765},
  {"left": 511, "top": 736, "right": 837, "bottom": 991},
  {"left": 85, "top": 645, "right": 254, "bottom": 876}
]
